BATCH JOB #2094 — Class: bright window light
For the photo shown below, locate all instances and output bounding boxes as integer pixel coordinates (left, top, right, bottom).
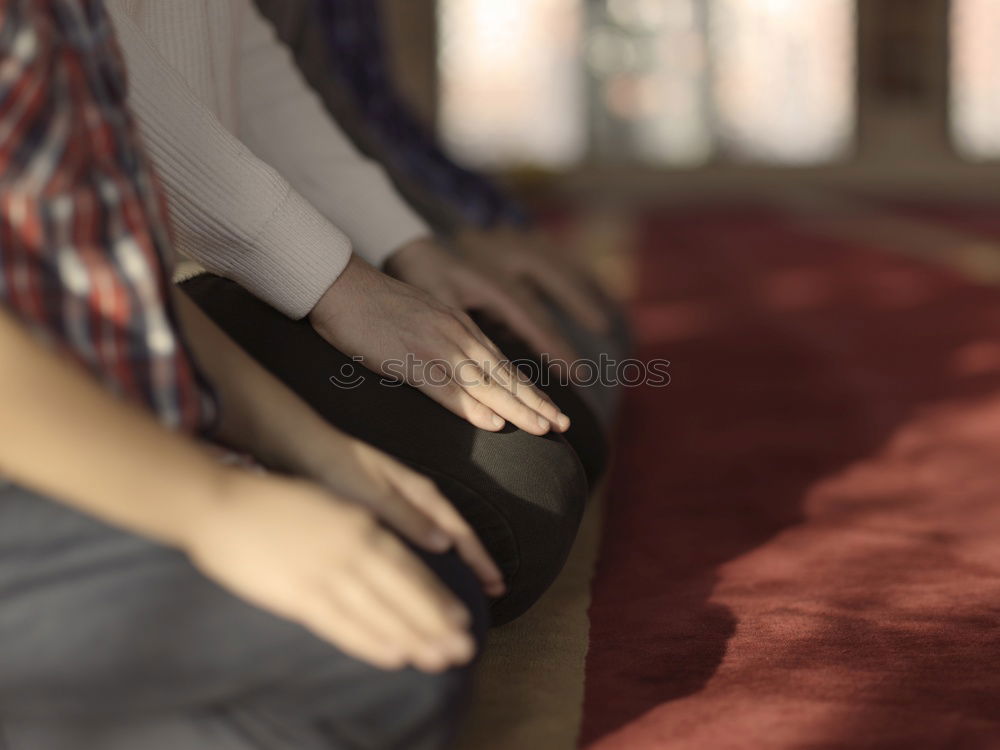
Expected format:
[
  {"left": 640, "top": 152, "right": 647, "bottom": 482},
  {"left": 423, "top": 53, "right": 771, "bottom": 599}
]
[
  {"left": 951, "top": 0, "right": 1000, "bottom": 160},
  {"left": 437, "top": 0, "right": 857, "bottom": 168},
  {"left": 437, "top": 0, "right": 586, "bottom": 167},
  {"left": 709, "top": 0, "right": 857, "bottom": 164}
]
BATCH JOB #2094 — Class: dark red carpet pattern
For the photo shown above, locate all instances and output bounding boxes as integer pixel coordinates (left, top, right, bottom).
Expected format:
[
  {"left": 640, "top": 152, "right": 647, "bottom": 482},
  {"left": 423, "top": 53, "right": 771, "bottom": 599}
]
[{"left": 582, "top": 207, "right": 1000, "bottom": 749}]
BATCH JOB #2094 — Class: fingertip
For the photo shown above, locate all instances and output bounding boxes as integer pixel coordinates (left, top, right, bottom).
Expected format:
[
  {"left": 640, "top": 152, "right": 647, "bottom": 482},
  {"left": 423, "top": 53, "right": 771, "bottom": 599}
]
[
  {"left": 490, "top": 414, "right": 505, "bottom": 430},
  {"left": 538, "top": 399, "right": 565, "bottom": 426},
  {"left": 486, "top": 580, "right": 507, "bottom": 597},
  {"left": 557, "top": 414, "right": 571, "bottom": 431},
  {"left": 416, "top": 652, "right": 450, "bottom": 674}
]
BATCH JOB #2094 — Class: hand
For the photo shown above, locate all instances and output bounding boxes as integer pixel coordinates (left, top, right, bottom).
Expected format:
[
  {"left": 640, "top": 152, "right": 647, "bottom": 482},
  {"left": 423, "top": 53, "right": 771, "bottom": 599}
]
[
  {"left": 173, "top": 285, "right": 504, "bottom": 594},
  {"left": 459, "top": 227, "right": 612, "bottom": 336},
  {"left": 184, "top": 471, "right": 476, "bottom": 673},
  {"left": 306, "top": 436, "right": 506, "bottom": 598},
  {"left": 385, "top": 239, "right": 579, "bottom": 367},
  {"left": 309, "top": 253, "right": 570, "bottom": 436}
]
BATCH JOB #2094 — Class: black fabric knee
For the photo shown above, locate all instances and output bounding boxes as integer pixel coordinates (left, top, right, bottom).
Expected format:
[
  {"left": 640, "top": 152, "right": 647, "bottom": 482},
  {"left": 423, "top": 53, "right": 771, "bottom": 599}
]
[
  {"left": 181, "top": 275, "right": 589, "bottom": 625},
  {"left": 417, "top": 441, "right": 583, "bottom": 625},
  {"left": 468, "top": 312, "right": 609, "bottom": 488}
]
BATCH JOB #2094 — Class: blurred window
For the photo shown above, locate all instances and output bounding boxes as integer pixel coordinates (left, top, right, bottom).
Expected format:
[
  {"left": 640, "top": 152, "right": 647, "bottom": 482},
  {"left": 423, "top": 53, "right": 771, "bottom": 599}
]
[
  {"left": 437, "top": 0, "right": 857, "bottom": 168},
  {"left": 709, "top": 0, "right": 856, "bottom": 164},
  {"left": 950, "top": 0, "right": 1000, "bottom": 160},
  {"left": 586, "top": 0, "right": 713, "bottom": 166},
  {"left": 437, "top": 0, "right": 587, "bottom": 167}
]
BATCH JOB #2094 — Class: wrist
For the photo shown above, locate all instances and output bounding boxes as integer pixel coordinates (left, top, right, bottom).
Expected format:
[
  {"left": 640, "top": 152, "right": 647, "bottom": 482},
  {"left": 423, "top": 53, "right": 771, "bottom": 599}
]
[
  {"left": 280, "top": 416, "right": 358, "bottom": 488},
  {"left": 156, "top": 458, "right": 248, "bottom": 553},
  {"left": 309, "top": 253, "right": 366, "bottom": 331}
]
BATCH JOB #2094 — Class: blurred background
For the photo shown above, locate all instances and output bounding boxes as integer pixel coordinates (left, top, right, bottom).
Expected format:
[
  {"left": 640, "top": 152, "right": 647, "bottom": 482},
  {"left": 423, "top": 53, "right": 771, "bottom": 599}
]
[
  {"left": 382, "top": 0, "right": 1000, "bottom": 203},
  {"left": 376, "top": 9, "right": 1000, "bottom": 747}
]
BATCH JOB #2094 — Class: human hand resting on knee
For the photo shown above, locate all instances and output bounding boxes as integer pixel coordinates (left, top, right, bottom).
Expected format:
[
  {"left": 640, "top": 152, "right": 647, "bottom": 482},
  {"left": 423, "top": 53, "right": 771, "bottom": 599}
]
[
  {"left": 0, "top": 309, "right": 483, "bottom": 674},
  {"left": 384, "top": 238, "right": 579, "bottom": 368},
  {"left": 305, "top": 436, "right": 506, "bottom": 598},
  {"left": 185, "top": 471, "right": 478, "bottom": 673},
  {"left": 175, "top": 293, "right": 505, "bottom": 599},
  {"left": 309, "top": 252, "right": 571, "bottom": 435},
  {"left": 457, "top": 226, "right": 613, "bottom": 336}
]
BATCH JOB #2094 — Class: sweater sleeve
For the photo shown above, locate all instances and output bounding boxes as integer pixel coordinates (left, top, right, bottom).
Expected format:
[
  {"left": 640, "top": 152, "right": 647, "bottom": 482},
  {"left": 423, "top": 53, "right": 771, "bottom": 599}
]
[
  {"left": 236, "top": 0, "right": 431, "bottom": 269},
  {"left": 107, "top": 3, "right": 352, "bottom": 320}
]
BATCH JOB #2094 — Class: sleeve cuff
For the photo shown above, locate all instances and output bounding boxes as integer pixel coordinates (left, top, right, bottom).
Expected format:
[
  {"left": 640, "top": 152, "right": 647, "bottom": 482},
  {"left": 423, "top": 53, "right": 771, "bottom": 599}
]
[{"left": 225, "top": 189, "right": 352, "bottom": 320}]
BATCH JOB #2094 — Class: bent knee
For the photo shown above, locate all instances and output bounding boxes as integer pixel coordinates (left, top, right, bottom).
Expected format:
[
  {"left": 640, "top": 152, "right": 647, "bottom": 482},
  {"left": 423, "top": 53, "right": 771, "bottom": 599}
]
[
  {"left": 449, "top": 430, "right": 588, "bottom": 625},
  {"left": 470, "top": 428, "right": 588, "bottom": 530},
  {"left": 251, "top": 553, "right": 485, "bottom": 749}
]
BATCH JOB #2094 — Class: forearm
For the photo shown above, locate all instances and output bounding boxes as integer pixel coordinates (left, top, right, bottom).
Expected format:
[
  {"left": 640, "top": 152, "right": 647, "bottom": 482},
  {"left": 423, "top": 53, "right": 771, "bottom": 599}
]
[
  {"left": 238, "top": 1, "right": 430, "bottom": 268},
  {"left": 0, "top": 309, "right": 234, "bottom": 549},
  {"left": 106, "top": 1, "right": 352, "bottom": 319},
  {"left": 173, "top": 290, "right": 347, "bottom": 479}
]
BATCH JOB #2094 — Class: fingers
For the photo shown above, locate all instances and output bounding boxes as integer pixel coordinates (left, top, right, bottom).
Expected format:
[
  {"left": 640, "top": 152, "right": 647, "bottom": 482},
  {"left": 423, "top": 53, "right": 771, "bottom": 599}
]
[
  {"left": 503, "top": 367, "right": 571, "bottom": 433},
  {"left": 361, "top": 483, "right": 451, "bottom": 555},
  {"left": 416, "top": 376, "right": 505, "bottom": 432},
  {"left": 454, "top": 311, "right": 570, "bottom": 431},
  {"left": 391, "top": 470, "right": 506, "bottom": 597},
  {"left": 370, "top": 459, "right": 506, "bottom": 596},
  {"left": 299, "top": 590, "right": 408, "bottom": 671},
  {"left": 449, "top": 356, "right": 552, "bottom": 435},
  {"left": 416, "top": 347, "right": 567, "bottom": 436},
  {"left": 302, "top": 556, "right": 474, "bottom": 675},
  {"left": 461, "top": 340, "right": 569, "bottom": 433},
  {"left": 436, "top": 518, "right": 506, "bottom": 598},
  {"left": 474, "top": 280, "right": 579, "bottom": 367},
  {"left": 327, "top": 576, "right": 468, "bottom": 673},
  {"left": 469, "top": 332, "right": 560, "bottom": 411},
  {"left": 411, "top": 312, "right": 570, "bottom": 434},
  {"left": 320, "top": 533, "right": 474, "bottom": 673},
  {"left": 364, "top": 535, "right": 472, "bottom": 635}
]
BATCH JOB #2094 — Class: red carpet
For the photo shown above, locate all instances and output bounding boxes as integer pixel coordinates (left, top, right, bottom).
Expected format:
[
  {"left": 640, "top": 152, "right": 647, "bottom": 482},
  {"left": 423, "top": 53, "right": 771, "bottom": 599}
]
[{"left": 582, "top": 207, "right": 1000, "bottom": 749}]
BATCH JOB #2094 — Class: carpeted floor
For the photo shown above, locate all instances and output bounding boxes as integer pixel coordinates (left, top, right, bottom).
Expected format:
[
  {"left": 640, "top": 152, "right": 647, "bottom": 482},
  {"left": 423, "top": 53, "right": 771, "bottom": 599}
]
[{"left": 581, "top": 203, "right": 1000, "bottom": 748}]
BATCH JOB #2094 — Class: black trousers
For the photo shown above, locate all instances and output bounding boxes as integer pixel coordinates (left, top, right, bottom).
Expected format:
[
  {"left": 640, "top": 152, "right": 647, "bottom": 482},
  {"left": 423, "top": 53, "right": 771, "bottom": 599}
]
[{"left": 182, "top": 274, "right": 607, "bottom": 625}]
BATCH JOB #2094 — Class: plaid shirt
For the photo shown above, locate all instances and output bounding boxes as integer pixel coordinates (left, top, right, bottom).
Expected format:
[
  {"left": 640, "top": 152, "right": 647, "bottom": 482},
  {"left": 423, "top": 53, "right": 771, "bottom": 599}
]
[
  {"left": 0, "top": 0, "right": 216, "bottom": 434},
  {"left": 316, "top": 0, "right": 530, "bottom": 231}
]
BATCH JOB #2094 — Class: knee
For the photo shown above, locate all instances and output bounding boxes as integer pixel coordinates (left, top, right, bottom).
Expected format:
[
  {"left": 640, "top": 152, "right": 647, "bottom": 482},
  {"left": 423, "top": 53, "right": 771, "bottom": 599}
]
[
  {"left": 465, "top": 429, "right": 588, "bottom": 625},
  {"left": 328, "top": 551, "right": 485, "bottom": 749},
  {"left": 277, "top": 651, "right": 476, "bottom": 750},
  {"left": 290, "top": 553, "right": 487, "bottom": 749}
]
